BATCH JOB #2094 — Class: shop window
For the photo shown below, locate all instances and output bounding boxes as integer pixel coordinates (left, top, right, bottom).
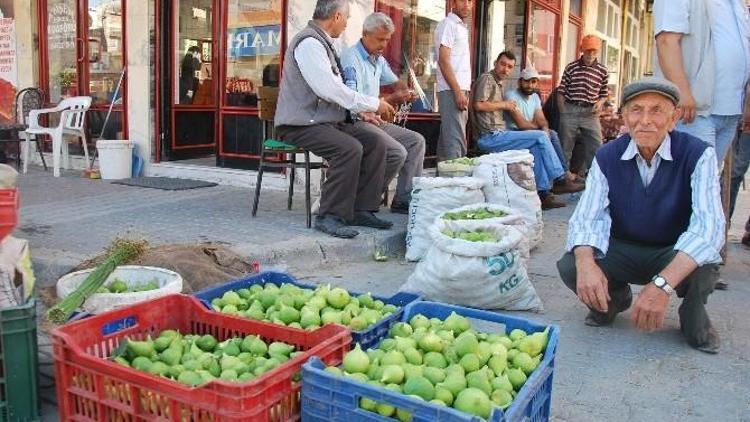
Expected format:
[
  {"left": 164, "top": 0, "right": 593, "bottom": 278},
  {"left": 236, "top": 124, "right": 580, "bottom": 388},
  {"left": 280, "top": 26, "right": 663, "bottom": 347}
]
[
  {"left": 564, "top": 20, "right": 581, "bottom": 67},
  {"left": 224, "top": 0, "right": 282, "bottom": 107},
  {"left": 570, "top": 0, "right": 582, "bottom": 16},
  {"left": 174, "top": 0, "right": 213, "bottom": 105},
  {"left": 46, "top": 0, "right": 78, "bottom": 102},
  {"left": 526, "top": 4, "right": 558, "bottom": 95},
  {"left": 87, "top": 0, "right": 124, "bottom": 106},
  {"left": 376, "top": 0, "right": 449, "bottom": 113}
]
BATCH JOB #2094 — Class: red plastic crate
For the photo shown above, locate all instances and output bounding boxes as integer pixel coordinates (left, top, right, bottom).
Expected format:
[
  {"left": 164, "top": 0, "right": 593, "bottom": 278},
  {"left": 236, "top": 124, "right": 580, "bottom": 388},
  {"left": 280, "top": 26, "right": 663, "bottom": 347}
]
[
  {"left": 51, "top": 294, "right": 352, "bottom": 421},
  {"left": 0, "top": 189, "right": 18, "bottom": 241}
]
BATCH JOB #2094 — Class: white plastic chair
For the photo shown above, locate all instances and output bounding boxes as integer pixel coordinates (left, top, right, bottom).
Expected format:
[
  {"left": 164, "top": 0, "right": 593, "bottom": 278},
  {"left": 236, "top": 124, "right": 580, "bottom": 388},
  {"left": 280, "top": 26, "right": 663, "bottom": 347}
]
[{"left": 25, "top": 96, "right": 92, "bottom": 177}]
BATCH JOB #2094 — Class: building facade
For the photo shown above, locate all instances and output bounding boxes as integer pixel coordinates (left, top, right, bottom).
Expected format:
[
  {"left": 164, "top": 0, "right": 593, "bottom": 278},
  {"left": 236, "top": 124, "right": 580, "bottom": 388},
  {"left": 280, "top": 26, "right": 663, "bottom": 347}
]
[{"left": 0, "top": 0, "right": 655, "bottom": 180}]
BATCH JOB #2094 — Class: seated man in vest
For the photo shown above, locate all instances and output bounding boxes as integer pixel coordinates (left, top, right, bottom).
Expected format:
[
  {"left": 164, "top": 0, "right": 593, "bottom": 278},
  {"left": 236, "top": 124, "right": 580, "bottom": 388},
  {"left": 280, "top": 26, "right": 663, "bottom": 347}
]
[
  {"left": 471, "top": 51, "right": 582, "bottom": 210},
  {"left": 504, "top": 67, "right": 583, "bottom": 189},
  {"left": 557, "top": 77, "right": 724, "bottom": 354},
  {"left": 341, "top": 12, "right": 426, "bottom": 214},
  {"left": 275, "top": 0, "right": 396, "bottom": 238}
]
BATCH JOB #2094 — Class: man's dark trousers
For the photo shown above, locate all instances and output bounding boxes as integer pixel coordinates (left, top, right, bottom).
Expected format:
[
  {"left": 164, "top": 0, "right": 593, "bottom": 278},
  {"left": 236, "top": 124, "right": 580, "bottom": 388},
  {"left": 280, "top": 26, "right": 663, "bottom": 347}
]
[
  {"left": 278, "top": 122, "right": 387, "bottom": 222},
  {"left": 557, "top": 238, "right": 718, "bottom": 348}
]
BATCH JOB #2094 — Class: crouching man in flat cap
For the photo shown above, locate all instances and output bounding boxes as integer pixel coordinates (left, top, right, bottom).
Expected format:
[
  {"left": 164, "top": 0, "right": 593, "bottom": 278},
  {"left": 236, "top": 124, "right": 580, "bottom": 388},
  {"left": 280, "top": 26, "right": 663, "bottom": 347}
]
[{"left": 557, "top": 77, "right": 725, "bottom": 353}]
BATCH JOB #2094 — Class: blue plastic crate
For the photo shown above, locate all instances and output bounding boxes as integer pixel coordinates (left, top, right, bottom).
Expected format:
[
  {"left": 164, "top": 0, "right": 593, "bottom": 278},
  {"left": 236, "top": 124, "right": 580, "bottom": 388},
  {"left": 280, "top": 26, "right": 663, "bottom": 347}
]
[
  {"left": 301, "top": 301, "right": 559, "bottom": 422},
  {"left": 192, "top": 271, "right": 421, "bottom": 350}
]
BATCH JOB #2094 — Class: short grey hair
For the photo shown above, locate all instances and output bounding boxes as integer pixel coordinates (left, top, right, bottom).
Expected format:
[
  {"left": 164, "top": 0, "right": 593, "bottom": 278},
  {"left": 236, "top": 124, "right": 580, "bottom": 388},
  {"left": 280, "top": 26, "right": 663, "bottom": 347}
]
[
  {"left": 363, "top": 12, "right": 395, "bottom": 33},
  {"left": 313, "top": 0, "right": 348, "bottom": 20}
]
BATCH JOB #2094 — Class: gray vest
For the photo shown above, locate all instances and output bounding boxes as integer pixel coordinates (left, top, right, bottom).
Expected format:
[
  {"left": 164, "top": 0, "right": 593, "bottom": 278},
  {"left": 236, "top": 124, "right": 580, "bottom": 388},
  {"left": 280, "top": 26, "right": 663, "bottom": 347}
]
[{"left": 275, "top": 22, "right": 347, "bottom": 127}]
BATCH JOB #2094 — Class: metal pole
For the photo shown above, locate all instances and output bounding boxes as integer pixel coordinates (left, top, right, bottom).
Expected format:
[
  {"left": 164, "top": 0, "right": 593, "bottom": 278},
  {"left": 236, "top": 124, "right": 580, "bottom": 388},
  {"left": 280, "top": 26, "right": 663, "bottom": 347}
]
[{"left": 90, "top": 66, "right": 127, "bottom": 168}]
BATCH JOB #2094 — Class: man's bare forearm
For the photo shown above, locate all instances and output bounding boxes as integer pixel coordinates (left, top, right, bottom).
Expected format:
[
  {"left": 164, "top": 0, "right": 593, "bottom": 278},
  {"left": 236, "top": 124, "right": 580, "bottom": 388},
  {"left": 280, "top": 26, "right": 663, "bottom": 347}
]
[
  {"left": 657, "top": 251, "right": 698, "bottom": 288},
  {"left": 655, "top": 32, "right": 692, "bottom": 94}
]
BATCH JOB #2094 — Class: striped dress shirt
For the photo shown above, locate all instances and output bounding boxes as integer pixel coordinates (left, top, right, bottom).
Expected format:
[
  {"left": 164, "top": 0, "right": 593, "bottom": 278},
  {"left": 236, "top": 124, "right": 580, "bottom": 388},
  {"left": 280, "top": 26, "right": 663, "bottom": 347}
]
[
  {"left": 566, "top": 135, "right": 725, "bottom": 266},
  {"left": 559, "top": 58, "right": 609, "bottom": 105}
]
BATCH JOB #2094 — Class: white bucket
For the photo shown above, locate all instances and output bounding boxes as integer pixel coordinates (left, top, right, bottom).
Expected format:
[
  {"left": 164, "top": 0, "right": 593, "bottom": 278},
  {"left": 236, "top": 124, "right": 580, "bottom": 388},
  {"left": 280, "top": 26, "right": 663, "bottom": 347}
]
[
  {"left": 56, "top": 265, "right": 183, "bottom": 314},
  {"left": 96, "top": 140, "right": 134, "bottom": 179}
]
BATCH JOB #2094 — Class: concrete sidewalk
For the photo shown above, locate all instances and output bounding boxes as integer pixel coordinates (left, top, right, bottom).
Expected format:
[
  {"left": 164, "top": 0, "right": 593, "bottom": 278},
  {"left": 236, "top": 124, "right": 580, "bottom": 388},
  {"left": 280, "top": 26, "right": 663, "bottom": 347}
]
[
  {"left": 19, "top": 164, "right": 750, "bottom": 421},
  {"left": 17, "top": 166, "right": 407, "bottom": 287}
]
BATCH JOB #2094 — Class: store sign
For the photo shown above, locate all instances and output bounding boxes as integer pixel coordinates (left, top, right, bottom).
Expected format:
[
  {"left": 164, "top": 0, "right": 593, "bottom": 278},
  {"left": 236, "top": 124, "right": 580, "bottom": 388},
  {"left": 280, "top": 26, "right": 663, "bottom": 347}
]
[
  {"left": 47, "top": 3, "right": 76, "bottom": 50},
  {"left": 0, "top": 17, "right": 17, "bottom": 123},
  {"left": 228, "top": 25, "right": 281, "bottom": 58}
]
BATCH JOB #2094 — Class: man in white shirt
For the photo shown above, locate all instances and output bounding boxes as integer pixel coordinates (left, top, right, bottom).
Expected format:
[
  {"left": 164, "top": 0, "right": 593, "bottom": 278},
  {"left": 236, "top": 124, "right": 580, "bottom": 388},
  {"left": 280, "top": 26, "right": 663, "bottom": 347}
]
[
  {"left": 275, "top": 0, "right": 396, "bottom": 239},
  {"left": 653, "top": 0, "right": 750, "bottom": 290},
  {"left": 435, "top": 0, "right": 473, "bottom": 161}
]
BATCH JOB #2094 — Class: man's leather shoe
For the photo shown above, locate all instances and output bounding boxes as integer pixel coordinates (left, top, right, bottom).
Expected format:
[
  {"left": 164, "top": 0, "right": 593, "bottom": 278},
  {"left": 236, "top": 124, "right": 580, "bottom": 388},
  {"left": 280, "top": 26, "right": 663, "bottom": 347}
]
[
  {"left": 584, "top": 288, "right": 633, "bottom": 327},
  {"left": 742, "top": 231, "right": 750, "bottom": 247},
  {"left": 691, "top": 326, "right": 720, "bottom": 354},
  {"left": 348, "top": 211, "right": 393, "bottom": 229},
  {"left": 714, "top": 278, "right": 728, "bottom": 290},
  {"left": 390, "top": 201, "right": 409, "bottom": 214},
  {"left": 541, "top": 194, "right": 566, "bottom": 210},
  {"left": 551, "top": 179, "right": 585, "bottom": 194},
  {"left": 314, "top": 215, "right": 359, "bottom": 238}
]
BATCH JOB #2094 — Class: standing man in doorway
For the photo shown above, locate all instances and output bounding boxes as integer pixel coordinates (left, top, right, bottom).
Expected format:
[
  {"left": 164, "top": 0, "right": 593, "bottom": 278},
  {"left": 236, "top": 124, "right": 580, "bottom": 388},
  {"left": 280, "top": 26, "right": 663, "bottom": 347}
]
[
  {"left": 653, "top": 0, "right": 750, "bottom": 290},
  {"left": 179, "top": 46, "right": 201, "bottom": 104},
  {"left": 435, "top": 0, "right": 473, "bottom": 161},
  {"left": 557, "top": 34, "right": 609, "bottom": 176},
  {"left": 275, "top": 0, "right": 396, "bottom": 239},
  {"left": 341, "top": 12, "right": 426, "bottom": 214}
]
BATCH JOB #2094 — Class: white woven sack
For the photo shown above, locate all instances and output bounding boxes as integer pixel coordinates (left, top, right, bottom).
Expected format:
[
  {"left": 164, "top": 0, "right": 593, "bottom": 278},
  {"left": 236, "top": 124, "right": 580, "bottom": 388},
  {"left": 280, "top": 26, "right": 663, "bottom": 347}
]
[
  {"left": 56, "top": 265, "right": 183, "bottom": 314},
  {"left": 401, "top": 220, "right": 543, "bottom": 311},
  {"left": 474, "top": 151, "right": 543, "bottom": 248},
  {"left": 405, "top": 176, "right": 485, "bottom": 261},
  {"left": 439, "top": 203, "right": 530, "bottom": 258}
]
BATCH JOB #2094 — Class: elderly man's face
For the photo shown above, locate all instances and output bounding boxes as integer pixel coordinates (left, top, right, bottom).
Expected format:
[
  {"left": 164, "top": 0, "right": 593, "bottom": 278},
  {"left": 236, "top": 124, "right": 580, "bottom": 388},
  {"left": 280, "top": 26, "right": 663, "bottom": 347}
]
[
  {"left": 362, "top": 26, "right": 392, "bottom": 56},
  {"left": 622, "top": 92, "right": 679, "bottom": 147},
  {"left": 581, "top": 48, "right": 599, "bottom": 65}
]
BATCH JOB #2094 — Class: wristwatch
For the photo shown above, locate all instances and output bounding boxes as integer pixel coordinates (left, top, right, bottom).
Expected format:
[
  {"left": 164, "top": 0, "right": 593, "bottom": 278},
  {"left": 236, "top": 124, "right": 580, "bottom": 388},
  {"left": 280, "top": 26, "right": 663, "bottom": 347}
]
[{"left": 651, "top": 275, "right": 674, "bottom": 295}]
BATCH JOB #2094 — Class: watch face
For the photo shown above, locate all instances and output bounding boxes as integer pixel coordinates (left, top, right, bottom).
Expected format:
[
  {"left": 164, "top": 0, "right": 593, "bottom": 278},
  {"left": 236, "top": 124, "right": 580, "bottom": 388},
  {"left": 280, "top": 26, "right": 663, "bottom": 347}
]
[{"left": 654, "top": 277, "right": 665, "bottom": 287}]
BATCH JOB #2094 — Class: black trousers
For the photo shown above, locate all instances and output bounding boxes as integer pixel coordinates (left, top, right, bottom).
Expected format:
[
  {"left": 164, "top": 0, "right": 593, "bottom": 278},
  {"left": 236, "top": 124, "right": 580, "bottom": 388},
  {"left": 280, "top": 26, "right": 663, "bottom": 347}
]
[{"left": 557, "top": 238, "right": 718, "bottom": 347}]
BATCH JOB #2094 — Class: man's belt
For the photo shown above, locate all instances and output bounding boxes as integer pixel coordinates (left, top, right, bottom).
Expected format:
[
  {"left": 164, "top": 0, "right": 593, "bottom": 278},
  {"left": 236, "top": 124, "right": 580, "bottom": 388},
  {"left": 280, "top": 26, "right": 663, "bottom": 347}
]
[{"left": 565, "top": 100, "right": 594, "bottom": 107}]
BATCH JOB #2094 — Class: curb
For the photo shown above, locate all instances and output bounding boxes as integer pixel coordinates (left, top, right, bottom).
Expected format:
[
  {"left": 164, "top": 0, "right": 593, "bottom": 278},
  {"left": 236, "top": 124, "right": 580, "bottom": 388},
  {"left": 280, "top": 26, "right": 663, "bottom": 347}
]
[{"left": 31, "top": 230, "right": 406, "bottom": 288}]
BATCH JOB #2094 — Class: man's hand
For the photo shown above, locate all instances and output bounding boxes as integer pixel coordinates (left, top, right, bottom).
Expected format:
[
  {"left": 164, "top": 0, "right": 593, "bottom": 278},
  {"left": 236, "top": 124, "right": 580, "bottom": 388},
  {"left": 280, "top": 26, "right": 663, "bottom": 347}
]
[
  {"left": 455, "top": 91, "right": 469, "bottom": 111},
  {"left": 500, "top": 100, "right": 519, "bottom": 112},
  {"left": 377, "top": 98, "right": 396, "bottom": 119},
  {"left": 631, "top": 283, "right": 670, "bottom": 331},
  {"left": 592, "top": 100, "right": 605, "bottom": 115},
  {"left": 360, "top": 112, "right": 385, "bottom": 125},
  {"left": 387, "top": 90, "right": 417, "bottom": 105},
  {"left": 678, "top": 90, "right": 697, "bottom": 124},
  {"left": 575, "top": 259, "right": 611, "bottom": 313}
]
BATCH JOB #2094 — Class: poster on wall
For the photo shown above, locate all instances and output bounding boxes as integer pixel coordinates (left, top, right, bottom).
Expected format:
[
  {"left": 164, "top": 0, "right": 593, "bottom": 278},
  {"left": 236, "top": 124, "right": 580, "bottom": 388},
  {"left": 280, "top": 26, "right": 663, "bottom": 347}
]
[{"left": 0, "top": 16, "right": 17, "bottom": 124}]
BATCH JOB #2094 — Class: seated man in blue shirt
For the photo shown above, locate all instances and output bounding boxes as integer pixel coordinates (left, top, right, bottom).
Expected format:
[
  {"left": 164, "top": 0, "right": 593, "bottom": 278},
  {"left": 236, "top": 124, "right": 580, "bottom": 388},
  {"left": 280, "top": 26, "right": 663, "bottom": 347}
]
[
  {"left": 471, "top": 51, "right": 583, "bottom": 210},
  {"left": 505, "top": 68, "right": 581, "bottom": 189},
  {"left": 557, "top": 77, "right": 725, "bottom": 354},
  {"left": 341, "top": 12, "right": 426, "bottom": 213}
]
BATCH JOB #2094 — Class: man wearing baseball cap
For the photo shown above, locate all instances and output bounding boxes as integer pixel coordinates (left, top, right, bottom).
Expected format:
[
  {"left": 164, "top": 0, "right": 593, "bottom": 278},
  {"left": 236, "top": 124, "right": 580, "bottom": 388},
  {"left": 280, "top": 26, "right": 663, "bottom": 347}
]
[
  {"left": 505, "top": 67, "right": 582, "bottom": 191},
  {"left": 557, "top": 76, "right": 725, "bottom": 354},
  {"left": 557, "top": 34, "right": 609, "bottom": 177}
]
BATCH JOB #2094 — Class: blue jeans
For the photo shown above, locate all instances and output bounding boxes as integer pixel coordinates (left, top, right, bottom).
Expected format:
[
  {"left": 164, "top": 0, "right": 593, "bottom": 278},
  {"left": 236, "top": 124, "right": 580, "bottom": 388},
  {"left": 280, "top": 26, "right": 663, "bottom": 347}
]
[
  {"left": 676, "top": 114, "right": 741, "bottom": 164},
  {"left": 478, "top": 130, "right": 565, "bottom": 192},
  {"left": 548, "top": 130, "right": 567, "bottom": 172},
  {"left": 730, "top": 132, "right": 750, "bottom": 218}
]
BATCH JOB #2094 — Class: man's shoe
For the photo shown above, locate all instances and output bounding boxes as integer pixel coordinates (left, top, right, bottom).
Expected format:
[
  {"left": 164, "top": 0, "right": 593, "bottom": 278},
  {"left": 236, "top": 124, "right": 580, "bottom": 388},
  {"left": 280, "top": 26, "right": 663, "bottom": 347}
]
[
  {"left": 541, "top": 194, "right": 566, "bottom": 210},
  {"left": 714, "top": 278, "right": 728, "bottom": 290},
  {"left": 584, "top": 288, "right": 632, "bottom": 327},
  {"left": 551, "top": 179, "right": 585, "bottom": 194},
  {"left": 314, "top": 215, "right": 359, "bottom": 238},
  {"left": 348, "top": 211, "right": 394, "bottom": 229},
  {"left": 691, "top": 326, "right": 720, "bottom": 354},
  {"left": 742, "top": 231, "right": 750, "bottom": 247},
  {"left": 390, "top": 201, "right": 409, "bottom": 214}
]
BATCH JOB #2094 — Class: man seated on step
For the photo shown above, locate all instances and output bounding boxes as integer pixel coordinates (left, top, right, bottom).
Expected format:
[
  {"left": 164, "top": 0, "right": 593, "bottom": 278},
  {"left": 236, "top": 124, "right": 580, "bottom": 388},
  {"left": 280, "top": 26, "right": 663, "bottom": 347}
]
[
  {"left": 504, "top": 67, "right": 585, "bottom": 189},
  {"left": 341, "top": 12, "right": 426, "bottom": 214},
  {"left": 471, "top": 51, "right": 583, "bottom": 210},
  {"left": 556, "top": 77, "right": 725, "bottom": 354},
  {"left": 274, "top": 0, "right": 396, "bottom": 239}
]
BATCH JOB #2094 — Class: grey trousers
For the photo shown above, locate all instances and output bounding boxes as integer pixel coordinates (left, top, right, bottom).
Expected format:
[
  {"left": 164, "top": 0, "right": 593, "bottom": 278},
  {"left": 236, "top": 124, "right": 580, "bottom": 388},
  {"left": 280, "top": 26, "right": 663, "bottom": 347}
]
[
  {"left": 558, "top": 103, "right": 602, "bottom": 174},
  {"left": 556, "top": 238, "right": 718, "bottom": 348},
  {"left": 437, "top": 90, "right": 468, "bottom": 161},
  {"left": 277, "top": 122, "right": 386, "bottom": 221},
  {"left": 374, "top": 122, "right": 426, "bottom": 205}
]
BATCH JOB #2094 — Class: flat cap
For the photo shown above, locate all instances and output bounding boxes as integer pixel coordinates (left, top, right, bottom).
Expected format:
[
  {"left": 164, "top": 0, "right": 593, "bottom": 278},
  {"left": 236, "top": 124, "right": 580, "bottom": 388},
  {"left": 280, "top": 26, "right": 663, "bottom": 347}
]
[{"left": 621, "top": 76, "right": 681, "bottom": 105}]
